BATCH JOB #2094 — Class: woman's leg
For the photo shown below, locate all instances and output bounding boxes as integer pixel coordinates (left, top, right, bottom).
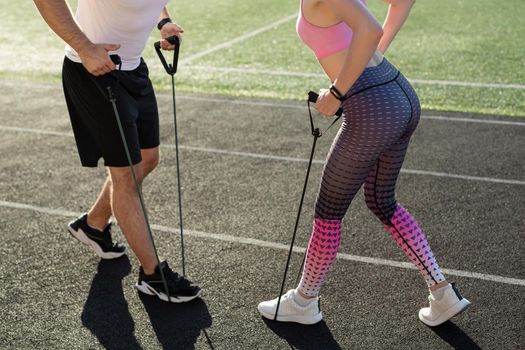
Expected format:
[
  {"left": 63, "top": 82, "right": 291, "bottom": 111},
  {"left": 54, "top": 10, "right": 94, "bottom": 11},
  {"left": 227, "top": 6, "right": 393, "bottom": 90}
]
[
  {"left": 297, "top": 218, "right": 342, "bottom": 298},
  {"left": 363, "top": 77, "right": 470, "bottom": 325},
  {"left": 364, "top": 140, "right": 470, "bottom": 326}
]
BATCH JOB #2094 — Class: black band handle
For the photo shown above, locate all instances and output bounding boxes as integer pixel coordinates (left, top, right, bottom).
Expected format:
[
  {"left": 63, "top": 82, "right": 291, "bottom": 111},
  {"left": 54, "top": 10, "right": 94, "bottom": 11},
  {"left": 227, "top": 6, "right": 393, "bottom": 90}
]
[
  {"left": 154, "top": 35, "right": 180, "bottom": 75},
  {"left": 110, "top": 55, "right": 122, "bottom": 72},
  {"left": 109, "top": 54, "right": 122, "bottom": 66},
  {"left": 308, "top": 91, "right": 343, "bottom": 117}
]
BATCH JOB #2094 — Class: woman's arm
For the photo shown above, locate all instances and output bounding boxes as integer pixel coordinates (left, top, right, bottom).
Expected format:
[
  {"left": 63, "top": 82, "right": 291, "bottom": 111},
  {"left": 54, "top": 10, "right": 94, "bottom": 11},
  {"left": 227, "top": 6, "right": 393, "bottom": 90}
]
[
  {"left": 378, "top": 0, "right": 416, "bottom": 54},
  {"left": 158, "top": 6, "right": 171, "bottom": 22},
  {"left": 33, "top": 0, "right": 119, "bottom": 75},
  {"left": 315, "top": 0, "right": 383, "bottom": 116}
]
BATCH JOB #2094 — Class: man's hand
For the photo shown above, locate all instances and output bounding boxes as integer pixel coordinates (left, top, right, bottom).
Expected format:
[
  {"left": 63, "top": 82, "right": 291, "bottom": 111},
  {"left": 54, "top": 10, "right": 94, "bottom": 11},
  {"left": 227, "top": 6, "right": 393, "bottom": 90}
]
[
  {"left": 315, "top": 89, "right": 342, "bottom": 118},
  {"left": 77, "top": 42, "right": 121, "bottom": 76},
  {"left": 160, "top": 22, "right": 184, "bottom": 50}
]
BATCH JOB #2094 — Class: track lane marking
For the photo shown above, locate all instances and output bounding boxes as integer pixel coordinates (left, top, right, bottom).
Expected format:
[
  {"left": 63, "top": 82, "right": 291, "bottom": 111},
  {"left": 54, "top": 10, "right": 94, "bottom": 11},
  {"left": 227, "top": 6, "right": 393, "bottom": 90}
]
[
  {"left": 1, "top": 200, "right": 524, "bottom": 287},
  {"left": 182, "top": 65, "right": 525, "bottom": 90},
  {"left": 1, "top": 79, "right": 523, "bottom": 125},
  {"left": 1, "top": 125, "right": 524, "bottom": 185},
  {"left": 165, "top": 95, "right": 525, "bottom": 126}
]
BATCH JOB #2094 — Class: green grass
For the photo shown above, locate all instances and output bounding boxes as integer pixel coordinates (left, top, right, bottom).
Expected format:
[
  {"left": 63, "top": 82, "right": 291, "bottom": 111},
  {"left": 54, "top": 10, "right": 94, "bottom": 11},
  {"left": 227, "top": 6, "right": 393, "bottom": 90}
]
[{"left": 1, "top": 0, "right": 524, "bottom": 116}]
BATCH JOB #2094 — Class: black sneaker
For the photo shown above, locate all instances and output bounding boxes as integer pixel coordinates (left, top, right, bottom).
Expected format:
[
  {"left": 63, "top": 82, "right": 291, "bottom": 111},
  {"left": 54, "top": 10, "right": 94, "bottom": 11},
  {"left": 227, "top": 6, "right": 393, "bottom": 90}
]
[
  {"left": 135, "top": 261, "right": 202, "bottom": 303},
  {"left": 67, "top": 213, "right": 126, "bottom": 259}
]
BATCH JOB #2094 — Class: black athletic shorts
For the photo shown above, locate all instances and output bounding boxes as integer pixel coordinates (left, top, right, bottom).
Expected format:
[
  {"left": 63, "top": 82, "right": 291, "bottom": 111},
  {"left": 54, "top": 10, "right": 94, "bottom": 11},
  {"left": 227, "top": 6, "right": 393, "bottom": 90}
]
[{"left": 62, "top": 56, "right": 160, "bottom": 167}]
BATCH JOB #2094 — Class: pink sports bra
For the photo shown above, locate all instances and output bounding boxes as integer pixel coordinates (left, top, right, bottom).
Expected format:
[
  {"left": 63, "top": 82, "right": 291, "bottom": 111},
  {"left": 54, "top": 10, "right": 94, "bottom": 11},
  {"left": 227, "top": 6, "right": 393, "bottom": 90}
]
[{"left": 296, "top": 0, "right": 364, "bottom": 59}]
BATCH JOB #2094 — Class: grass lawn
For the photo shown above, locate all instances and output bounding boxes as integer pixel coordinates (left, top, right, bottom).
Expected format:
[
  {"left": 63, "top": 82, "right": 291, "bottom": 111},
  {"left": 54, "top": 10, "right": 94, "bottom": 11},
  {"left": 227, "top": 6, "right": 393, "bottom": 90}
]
[{"left": 1, "top": 0, "right": 523, "bottom": 116}]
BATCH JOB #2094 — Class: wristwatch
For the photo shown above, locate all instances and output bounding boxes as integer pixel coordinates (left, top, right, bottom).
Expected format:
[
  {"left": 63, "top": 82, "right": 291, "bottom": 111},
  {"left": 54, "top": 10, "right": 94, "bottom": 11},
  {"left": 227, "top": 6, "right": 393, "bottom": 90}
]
[
  {"left": 329, "top": 84, "right": 345, "bottom": 101},
  {"left": 157, "top": 17, "right": 172, "bottom": 30}
]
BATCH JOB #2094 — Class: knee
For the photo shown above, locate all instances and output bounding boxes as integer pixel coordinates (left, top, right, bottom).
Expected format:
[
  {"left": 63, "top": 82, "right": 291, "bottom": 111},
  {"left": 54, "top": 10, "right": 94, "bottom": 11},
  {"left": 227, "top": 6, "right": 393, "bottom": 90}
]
[
  {"left": 141, "top": 149, "right": 160, "bottom": 176},
  {"left": 314, "top": 197, "right": 347, "bottom": 221},
  {"left": 364, "top": 194, "right": 397, "bottom": 225},
  {"left": 143, "top": 154, "right": 159, "bottom": 176}
]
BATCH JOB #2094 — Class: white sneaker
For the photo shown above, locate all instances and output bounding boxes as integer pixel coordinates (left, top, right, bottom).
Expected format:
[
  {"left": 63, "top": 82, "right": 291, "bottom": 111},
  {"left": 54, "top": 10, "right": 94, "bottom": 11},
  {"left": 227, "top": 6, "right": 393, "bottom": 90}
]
[
  {"left": 257, "top": 289, "right": 322, "bottom": 325},
  {"left": 419, "top": 283, "right": 471, "bottom": 327}
]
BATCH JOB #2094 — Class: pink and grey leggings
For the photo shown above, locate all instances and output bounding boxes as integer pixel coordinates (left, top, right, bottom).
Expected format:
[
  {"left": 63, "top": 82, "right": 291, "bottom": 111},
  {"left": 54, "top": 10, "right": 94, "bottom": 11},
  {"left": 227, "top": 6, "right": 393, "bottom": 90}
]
[{"left": 298, "top": 59, "right": 446, "bottom": 297}]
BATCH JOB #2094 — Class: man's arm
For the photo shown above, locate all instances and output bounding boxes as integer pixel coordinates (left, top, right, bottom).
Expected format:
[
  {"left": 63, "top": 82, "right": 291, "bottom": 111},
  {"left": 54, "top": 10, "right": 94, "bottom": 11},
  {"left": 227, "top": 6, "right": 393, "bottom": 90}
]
[
  {"left": 33, "top": 0, "right": 120, "bottom": 75},
  {"left": 157, "top": 6, "right": 184, "bottom": 51}
]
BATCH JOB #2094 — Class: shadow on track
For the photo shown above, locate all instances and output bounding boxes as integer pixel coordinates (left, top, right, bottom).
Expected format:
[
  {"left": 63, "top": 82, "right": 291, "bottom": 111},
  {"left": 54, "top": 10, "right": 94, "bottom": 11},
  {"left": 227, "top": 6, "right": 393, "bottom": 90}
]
[
  {"left": 139, "top": 293, "right": 213, "bottom": 350},
  {"left": 430, "top": 321, "right": 481, "bottom": 350},
  {"left": 262, "top": 318, "right": 341, "bottom": 350},
  {"left": 81, "top": 256, "right": 142, "bottom": 350}
]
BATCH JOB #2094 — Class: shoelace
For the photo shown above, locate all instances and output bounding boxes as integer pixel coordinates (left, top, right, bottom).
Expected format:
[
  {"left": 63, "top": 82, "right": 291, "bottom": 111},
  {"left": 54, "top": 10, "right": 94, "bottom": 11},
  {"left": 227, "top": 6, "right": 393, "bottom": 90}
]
[{"left": 162, "top": 264, "right": 192, "bottom": 288}]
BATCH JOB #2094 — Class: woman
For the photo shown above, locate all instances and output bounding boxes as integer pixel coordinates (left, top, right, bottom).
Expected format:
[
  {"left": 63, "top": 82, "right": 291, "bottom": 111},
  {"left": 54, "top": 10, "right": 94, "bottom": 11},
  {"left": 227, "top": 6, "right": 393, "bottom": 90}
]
[{"left": 258, "top": 0, "right": 470, "bottom": 326}]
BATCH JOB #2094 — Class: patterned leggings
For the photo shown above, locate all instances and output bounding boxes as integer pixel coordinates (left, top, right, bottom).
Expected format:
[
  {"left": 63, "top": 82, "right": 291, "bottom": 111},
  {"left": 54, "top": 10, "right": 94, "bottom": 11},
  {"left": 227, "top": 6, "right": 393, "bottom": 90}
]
[{"left": 298, "top": 59, "right": 446, "bottom": 297}]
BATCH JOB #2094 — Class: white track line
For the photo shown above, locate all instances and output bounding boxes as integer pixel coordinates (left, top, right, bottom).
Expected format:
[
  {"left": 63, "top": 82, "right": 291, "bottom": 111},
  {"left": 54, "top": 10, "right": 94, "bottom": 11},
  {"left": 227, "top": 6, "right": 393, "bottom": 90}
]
[
  {"left": 168, "top": 145, "right": 525, "bottom": 186},
  {"left": 168, "top": 95, "right": 525, "bottom": 126},
  {"left": 180, "top": 14, "right": 296, "bottom": 64},
  {"left": 1, "top": 125, "right": 524, "bottom": 185},
  {"left": 0, "top": 126, "right": 73, "bottom": 137},
  {"left": 419, "top": 115, "right": 525, "bottom": 126},
  {"left": 399, "top": 169, "right": 525, "bottom": 185},
  {"left": 1, "top": 200, "right": 524, "bottom": 287},
  {"left": 0, "top": 201, "right": 79, "bottom": 217},
  {"left": 409, "top": 78, "right": 525, "bottom": 90},
  {"left": 183, "top": 65, "right": 525, "bottom": 90},
  {"left": 1, "top": 80, "right": 523, "bottom": 124}
]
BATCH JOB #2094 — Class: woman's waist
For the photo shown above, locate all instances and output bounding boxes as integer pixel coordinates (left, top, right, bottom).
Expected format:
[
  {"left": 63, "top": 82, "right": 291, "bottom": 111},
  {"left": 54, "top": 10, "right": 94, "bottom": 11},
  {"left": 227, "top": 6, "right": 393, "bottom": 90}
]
[
  {"left": 366, "top": 49, "right": 384, "bottom": 67},
  {"left": 320, "top": 48, "right": 385, "bottom": 81},
  {"left": 343, "top": 58, "right": 400, "bottom": 98}
]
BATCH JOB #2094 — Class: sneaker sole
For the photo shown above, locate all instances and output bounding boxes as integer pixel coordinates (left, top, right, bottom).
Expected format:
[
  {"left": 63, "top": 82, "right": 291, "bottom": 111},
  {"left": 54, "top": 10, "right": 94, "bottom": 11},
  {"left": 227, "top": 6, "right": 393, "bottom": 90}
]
[
  {"left": 135, "top": 281, "right": 202, "bottom": 303},
  {"left": 419, "top": 298, "right": 471, "bottom": 327},
  {"left": 257, "top": 306, "right": 323, "bottom": 325},
  {"left": 67, "top": 224, "right": 126, "bottom": 260}
]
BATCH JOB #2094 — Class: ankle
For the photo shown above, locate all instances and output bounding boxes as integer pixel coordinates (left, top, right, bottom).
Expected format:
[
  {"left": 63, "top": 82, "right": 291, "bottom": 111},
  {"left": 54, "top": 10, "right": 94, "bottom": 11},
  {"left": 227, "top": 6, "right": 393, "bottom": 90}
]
[
  {"left": 429, "top": 280, "right": 449, "bottom": 292},
  {"left": 294, "top": 289, "right": 316, "bottom": 306},
  {"left": 86, "top": 212, "right": 109, "bottom": 231},
  {"left": 143, "top": 266, "right": 156, "bottom": 275},
  {"left": 429, "top": 281, "right": 450, "bottom": 299},
  {"left": 142, "top": 261, "right": 160, "bottom": 275}
]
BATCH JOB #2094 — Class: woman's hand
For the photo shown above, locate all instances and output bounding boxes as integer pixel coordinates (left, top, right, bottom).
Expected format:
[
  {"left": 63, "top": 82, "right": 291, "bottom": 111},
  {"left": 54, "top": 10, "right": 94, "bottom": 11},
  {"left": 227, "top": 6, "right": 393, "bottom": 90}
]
[
  {"left": 315, "top": 89, "right": 342, "bottom": 117},
  {"left": 160, "top": 22, "right": 184, "bottom": 50}
]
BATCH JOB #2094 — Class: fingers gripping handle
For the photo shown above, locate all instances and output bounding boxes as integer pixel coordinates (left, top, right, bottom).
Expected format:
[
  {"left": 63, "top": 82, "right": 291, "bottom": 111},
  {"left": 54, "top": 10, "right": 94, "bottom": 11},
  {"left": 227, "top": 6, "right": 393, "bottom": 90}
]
[
  {"left": 154, "top": 35, "right": 180, "bottom": 75},
  {"left": 308, "top": 91, "right": 343, "bottom": 117}
]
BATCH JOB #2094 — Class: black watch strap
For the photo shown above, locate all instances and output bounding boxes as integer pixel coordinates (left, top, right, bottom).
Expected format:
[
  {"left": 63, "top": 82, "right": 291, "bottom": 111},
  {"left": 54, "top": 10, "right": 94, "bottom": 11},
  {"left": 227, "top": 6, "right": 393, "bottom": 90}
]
[
  {"left": 329, "top": 84, "right": 345, "bottom": 101},
  {"left": 157, "top": 17, "right": 172, "bottom": 30}
]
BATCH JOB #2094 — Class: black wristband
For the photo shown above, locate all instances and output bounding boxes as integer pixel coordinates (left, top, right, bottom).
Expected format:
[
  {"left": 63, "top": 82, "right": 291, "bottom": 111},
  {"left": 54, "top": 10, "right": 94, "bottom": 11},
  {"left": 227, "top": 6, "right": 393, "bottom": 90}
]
[
  {"left": 157, "top": 17, "right": 172, "bottom": 30},
  {"left": 329, "top": 84, "right": 344, "bottom": 101}
]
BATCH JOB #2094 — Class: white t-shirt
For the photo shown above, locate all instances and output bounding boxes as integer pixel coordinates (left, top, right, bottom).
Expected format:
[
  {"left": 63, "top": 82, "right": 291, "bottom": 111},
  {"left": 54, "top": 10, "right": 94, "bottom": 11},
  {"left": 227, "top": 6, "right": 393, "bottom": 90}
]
[{"left": 65, "top": 0, "right": 169, "bottom": 71}]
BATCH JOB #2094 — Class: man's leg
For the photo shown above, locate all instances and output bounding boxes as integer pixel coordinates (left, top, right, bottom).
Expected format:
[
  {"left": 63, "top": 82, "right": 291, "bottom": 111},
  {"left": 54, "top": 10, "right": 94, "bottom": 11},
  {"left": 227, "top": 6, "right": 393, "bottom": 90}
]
[
  {"left": 107, "top": 148, "right": 160, "bottom": 274},
  {"left": 108, "top": 162, "right": 157, "bottom": 273}
]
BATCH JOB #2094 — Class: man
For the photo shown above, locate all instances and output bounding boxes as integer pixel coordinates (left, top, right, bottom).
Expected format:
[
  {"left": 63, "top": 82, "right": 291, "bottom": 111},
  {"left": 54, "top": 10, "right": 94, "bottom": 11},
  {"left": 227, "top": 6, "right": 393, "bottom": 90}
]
[{"left": 33, "top": 0, "right": 201, "bottom": 303}]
